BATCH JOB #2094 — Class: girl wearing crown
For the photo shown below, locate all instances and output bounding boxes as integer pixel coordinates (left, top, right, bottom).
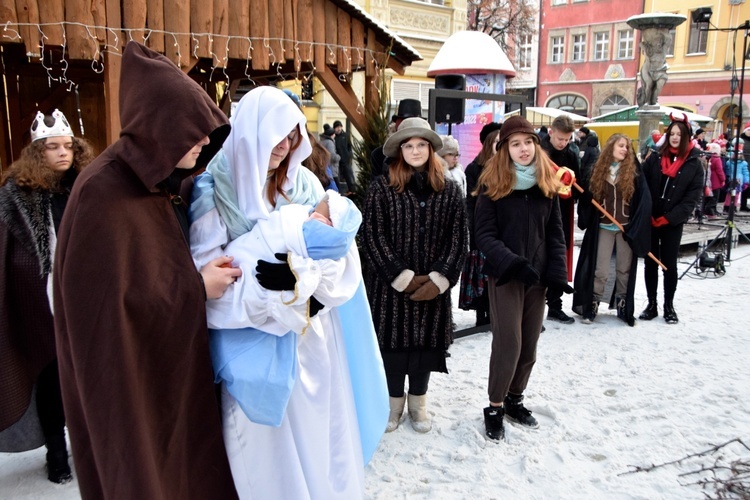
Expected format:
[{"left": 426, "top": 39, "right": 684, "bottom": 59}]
[
  {"left": 640, "top": 113, "right": 704, "bottom": 324},
  {"left": 0, "top": 109, "right": 93, "bottom": 483}
]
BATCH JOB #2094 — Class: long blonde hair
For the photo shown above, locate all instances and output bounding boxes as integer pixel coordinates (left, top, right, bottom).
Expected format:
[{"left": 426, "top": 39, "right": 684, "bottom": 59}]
[
  {"left": 589, "top": 134, "right": 637, "bottom": 203},
  {"left": 474, "top": 137, "right": 561, "bottom": 200}
]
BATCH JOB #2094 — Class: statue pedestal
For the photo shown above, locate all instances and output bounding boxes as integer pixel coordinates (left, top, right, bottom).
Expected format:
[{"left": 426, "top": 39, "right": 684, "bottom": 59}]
[{"left": 636, "top": 105, "right": 663, "bottom": 158}]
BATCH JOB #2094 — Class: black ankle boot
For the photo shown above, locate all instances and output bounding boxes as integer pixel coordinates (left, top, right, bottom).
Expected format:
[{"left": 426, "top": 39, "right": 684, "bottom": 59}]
[
  {"left": 483, "top": 406, "right": 505, "bottom": 441},
  {"left": 503, "top": 393, "right": 539, "bottom": 429},
  {"left": 45, "top": 435, "right": 72, "bottom": 484},
  {"left": 664, "top": 302, "right": 678, "bottom": 324},
  {"left": 639, "top": 300, "right": 658, "bottom": 320}
]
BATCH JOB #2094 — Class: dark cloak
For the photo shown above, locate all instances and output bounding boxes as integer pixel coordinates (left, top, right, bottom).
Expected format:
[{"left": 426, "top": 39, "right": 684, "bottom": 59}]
[
  {"left": 572, "top": 164, "right": 652, "bottom": 326},
  {"left": 53, "top": 42, "right": 236, "bottom": 499}
]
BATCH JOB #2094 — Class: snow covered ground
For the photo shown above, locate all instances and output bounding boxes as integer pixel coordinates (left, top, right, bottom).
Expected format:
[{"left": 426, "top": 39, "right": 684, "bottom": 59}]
[{"left": 3, "top": 244, "right": 749, "bottom": 499}]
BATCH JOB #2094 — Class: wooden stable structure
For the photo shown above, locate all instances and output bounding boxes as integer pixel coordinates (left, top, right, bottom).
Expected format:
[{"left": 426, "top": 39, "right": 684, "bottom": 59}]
[{"left": 0, "top": 0, "right": 420, "bottom": 167}]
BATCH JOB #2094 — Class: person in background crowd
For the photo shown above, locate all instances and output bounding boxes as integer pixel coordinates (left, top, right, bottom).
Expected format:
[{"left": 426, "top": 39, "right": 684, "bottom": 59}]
[
  {"left": 333, "top": 120, "right": 357, "bottom": 193},
  {"left": 572, "top": 134, "right": 652, "bottom": 327},
  {"left": 540, "top": 115, "right": 580, "bottom": 325},
  {"left": 437, "top": 135, "right": 466, "bottom": 196},
  {"left": 319, "top": 124, "right": 340, "bottom": 186},
  {"left": 723, "top": 146, "right": 749, "bottom": 213},
  {"left": 537, "top": 125, "right": 548, "bottom": 142},
  {"left": 473, "top": 115, "right": 568, "bottom": 442},
  {"left": 370, "top": 99, "right": 422, "bottom": 179},
  {"left": 362, "top": 117, "right": 467, "bottom": 435},
  {"left": 460, "top": 123, "right": 502, "bottom": 327},
  {"left": 0, "top": 109, "right": 93, "bottom": 484},
  {"left": 303, "top": 130, "right": 338, "bottom": 192},
  {"left": 579, "top": 134, "right": 600, "bottom": 190},
  {"left": 53, "top": 42, "right": 241, "bottom": 499},
  {"left": 694, "top": 128, "right": 708, "bottom": 150},
  {"left": 640, "top": 113, "right": 704, "bottom": 325}
]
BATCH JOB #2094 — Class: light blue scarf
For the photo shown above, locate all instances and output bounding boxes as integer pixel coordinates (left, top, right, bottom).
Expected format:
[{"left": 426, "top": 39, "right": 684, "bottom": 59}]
[
  {"left": 609, "top": 162, "right": 620, "bottom": 184},
  {"left": 513, "top": 161, "right": 537, "bottom": 191}
]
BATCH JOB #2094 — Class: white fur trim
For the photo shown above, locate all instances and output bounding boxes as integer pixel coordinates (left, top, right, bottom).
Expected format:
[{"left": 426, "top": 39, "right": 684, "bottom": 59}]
[
  {"left": 325, "top": 190, "right": 346, "bottom": 228},
  {"left": 392, "top": 269, "right": 415, "bottom": 292},
  {"left": 428, "top": 271, "right": 450, "bottom": 294}
]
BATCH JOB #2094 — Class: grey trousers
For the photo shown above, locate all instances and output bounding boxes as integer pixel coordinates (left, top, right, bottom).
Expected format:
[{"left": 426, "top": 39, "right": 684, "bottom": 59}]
[
  {"left": 593, "top": 229, "right": 633, "bottom": 301},
  {"left": 487, "top": 278, "right": 546, "bottom": 403}
]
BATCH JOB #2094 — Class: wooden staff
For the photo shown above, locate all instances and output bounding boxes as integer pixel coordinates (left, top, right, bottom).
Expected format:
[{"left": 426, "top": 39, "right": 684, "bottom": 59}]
[{"left": 572, "top": 183, "right": 667, "bottom": 271}]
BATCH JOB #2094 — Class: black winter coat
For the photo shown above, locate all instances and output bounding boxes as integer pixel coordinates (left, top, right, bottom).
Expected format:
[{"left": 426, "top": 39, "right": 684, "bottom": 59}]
[
  {"left": 464, "top": 157, "right": 483, "bottom": 250},
  {"left": 642, "top": 148, "right": 704, "bottom": 225},
  {"left": 475, "top": 185, "right": 567, "bottom": 287},
  {"left": 362, "top": 174, "right": 468, "bottom": 352}
]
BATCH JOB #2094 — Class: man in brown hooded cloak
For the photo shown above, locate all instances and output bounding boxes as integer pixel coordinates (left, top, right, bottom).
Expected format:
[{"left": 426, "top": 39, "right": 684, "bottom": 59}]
[{"left": 53, "top": 42, "right": 240, "bottom": 499}]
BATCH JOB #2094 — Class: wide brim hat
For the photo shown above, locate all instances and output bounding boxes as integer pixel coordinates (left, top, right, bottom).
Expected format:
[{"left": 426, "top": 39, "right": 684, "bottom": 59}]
[
  {"left": 383, "top": 117, "right": 442, "bottom": 158},
  {"left": 496, "top": 115, "right": 538, "bottom": 146}
]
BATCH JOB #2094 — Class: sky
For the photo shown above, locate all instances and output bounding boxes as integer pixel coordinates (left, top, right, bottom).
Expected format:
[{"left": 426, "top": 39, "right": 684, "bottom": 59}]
[{"left": 2, "top": 243, "right": 749, "bottom": 500}]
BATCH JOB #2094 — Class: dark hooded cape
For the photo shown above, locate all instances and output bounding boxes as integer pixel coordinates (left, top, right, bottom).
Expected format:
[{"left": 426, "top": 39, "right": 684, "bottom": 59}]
[
  {"left": 572, "top": 164, "right": 652, "bottom": 325},
  {"left": 53, "top": 42, "right": 236, "bottom": 499}
]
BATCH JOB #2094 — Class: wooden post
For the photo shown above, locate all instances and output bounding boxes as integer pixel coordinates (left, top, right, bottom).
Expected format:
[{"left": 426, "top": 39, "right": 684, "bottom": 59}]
[
  {"left": 337, "top": 8, "right": 350, "bottom": 74},
  {"left": 312, "top": 0, "right": 325, "bottom": 71},
  {"left": 191, "top": 0, "right": 213, "bottom": 59},
  {"left": 249, "top": 0, "right": 270, "bottom": 70},
  {"left": 213, "top": 0, "right": 229, "bottom": 68},
  {"left": 15, "top": 0, "right": 40, "bottom": 57},
  {"left": 282, "top": 0, "right": 294, "bottom": 62},
  {"left": 123, "top": 0, "right": 147, "bottom": 42},
  {"left": 296, "top": 0, "right": 313, "bottom": 66},
  {"left": 316, "top": 64, "right": 366, "bottom": 134},
  {"left": 147, "top": 0, "right": 166, "bottom": 53},
  {"left": 365, "top": 28, "right": 379, "bottom": 116},
  {"left": 228, "top": 0, "right": 250, "bottom": 60},
  {"left": 65, "top": 0, "right": 98, "bottom": 59},
  {"left": 268, "top": 0, "right": 283, "bottom": 65},
  {"left": 164, "top": 0, "right": 191, "bottom": 68},
  {"left": 324, "top": 2, "right": 336, "bottom": 66},
  {"left": 104, "top": 0, "right": 122, "bottom": 143},
  {"left": 38, "top": 0, "right": 65, "bottom": 47},
  {"left": 351, "top": 19, "right": 364, "bottom": 68}
]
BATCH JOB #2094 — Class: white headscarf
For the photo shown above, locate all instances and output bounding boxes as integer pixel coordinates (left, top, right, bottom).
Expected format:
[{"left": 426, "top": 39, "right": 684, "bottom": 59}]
[{"left": 224, "top": 86, "right": 312, "bottom": 223}]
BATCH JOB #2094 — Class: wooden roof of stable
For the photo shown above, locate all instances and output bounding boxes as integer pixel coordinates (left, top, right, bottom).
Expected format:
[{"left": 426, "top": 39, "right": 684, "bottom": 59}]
[{"left": 0, "top": 0, "right": 421, "bottom": 162}]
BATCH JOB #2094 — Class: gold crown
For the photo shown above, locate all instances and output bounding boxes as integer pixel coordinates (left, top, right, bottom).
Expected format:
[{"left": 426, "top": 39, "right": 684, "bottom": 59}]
[{"left": 30, "top": 109, "right": 73, "bottom": 142}]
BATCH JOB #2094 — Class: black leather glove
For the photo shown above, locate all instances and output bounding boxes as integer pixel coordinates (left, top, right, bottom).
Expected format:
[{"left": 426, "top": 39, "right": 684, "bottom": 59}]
[
  {"left": 256, "top": 253, "right": 297, "bottom": 291},
  {"left": 515, "top": 263, "right": 540, "bottom": 286},
  {"left": 549, "top": 282, "right": 575, "bottom": 294},
  {"left": 310, "top": 296, "right": 325, "bottom": 317}
]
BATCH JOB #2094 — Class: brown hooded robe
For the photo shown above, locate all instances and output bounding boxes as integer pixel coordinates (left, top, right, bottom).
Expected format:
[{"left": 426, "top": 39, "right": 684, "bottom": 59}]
[{"left": 53, "top": 42, "right": 237, "bottom": 499}]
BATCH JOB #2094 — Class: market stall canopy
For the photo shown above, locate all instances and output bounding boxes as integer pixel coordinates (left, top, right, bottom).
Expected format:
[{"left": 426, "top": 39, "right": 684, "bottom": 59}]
[
  {"left": 427, "top": 31, "right": 515, "bottom": 77},
  {"left": 525, "top": 107, "right": 589, "bottom": 126},
  {"left": 592, "top": 105, "right": 714, "bottom": 123}
]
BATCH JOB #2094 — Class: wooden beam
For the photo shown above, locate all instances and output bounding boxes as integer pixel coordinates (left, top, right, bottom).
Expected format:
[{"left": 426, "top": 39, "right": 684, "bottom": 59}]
[
  {"left": 387, "top": 56, "right": 405, "bottom": 76},
  {"left": 324, "top": 1, "right": 336, "bottom": 66},
  {"left": 90, "top": 0, "right": 106, "bottom": 42},
  {"left": 15, "top": 0, "right": 40, "bottom": 57},
  {"left": 282, "top": 0, "right": 294, "bottom": 62},
  {"left": 105, "top": 0, "right": 122, "bottom": 54},
  {"left": 146, "top": 0, "right": 165, "bottom": 52},
  {"left": 365, "top": 28, "right": 375, "bottom": 78},
  {"left": 268, "top": 0, "right": 283, "bottom": 65},
  {"left": 249, "top": 0, "right": 269, "bottom": 70},
  {"left": 296, "top": 0, "right": 312, "bottom": 66},
  {"left": 312, "top": 0, "right": 325, "bottom": 71},
  {"left": 38, "top": 0, "right": 64, "bottom": 47},
  {"left": 19, "top": 85, "right": 69, "bottom": 130},
  {"left": 0, "top": 1, "right": 18, "bottom": 25},
  {"left": 351, "top": 18, "right": 364, "bottom": 68},
  {"left": 315, "top": 64, "right": 366, "bottom": 135},
  {"left": 164, "top": 0, "right": 192, "bottom": 67},
  {"left": 228, "top": 0, "right": 249, "bottom": 59},
  {"left": 103, "top": 43, "right": 121, "bottom": 143},
  {"left": 213, "top": 0, "right": 229, "bottom": 67},
  {"left": 123, "top": 0, "right": 147, "bottom": 42},
  {"left": 191, "top": 0, "right": 213, "bottom": 59},
  {"left": 336, "top": 8, "right": 350, "bottom": 74}
]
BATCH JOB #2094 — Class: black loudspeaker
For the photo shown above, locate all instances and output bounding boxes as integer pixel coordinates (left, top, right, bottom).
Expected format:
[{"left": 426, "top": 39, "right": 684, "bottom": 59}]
[{"left": 435, "top": 74, "right": 465, "bottom": 124}]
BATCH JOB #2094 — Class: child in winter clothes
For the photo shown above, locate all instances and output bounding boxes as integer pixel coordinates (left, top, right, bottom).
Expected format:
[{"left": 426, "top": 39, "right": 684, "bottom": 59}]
[
  {"left": 723, "top": 150, "right": 749, "bottom": 211},
  {"left": 473, "top": 116, "right": 568, "bottom": 442}
]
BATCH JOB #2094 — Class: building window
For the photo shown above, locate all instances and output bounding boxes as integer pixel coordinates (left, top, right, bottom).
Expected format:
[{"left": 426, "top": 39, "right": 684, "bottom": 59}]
[
  {"left": 518, "top": 34, "right": 533, "bottom": 70},
  {"left": 599, "top": 94, "right": 630, "bottom": 115},
  {"left": 546, "top": 94, "right": 589, "bottom": 117},
  {"left": 593, "top": 32, "right": 610, "bottom": 61},
  {"left": 666, "top": 27, "right": 676, "bottom": 56},
  {"left": 552, "top": 0, "right": 566, "bottom": 5},
  {"left": 687, "top": 14, "right": 708, "bottom": 54},
  {"left": 551, "top": 36, "right": 564, "bottom": 63},
  {"left": 391, "top": 79, "right": 433, "bottom": 115},
  {"left": 572, "top": 34, "right": 586, "bottom": 62},
  {"left": 617, "top": 29, "right": 634, "bottom": 59}
]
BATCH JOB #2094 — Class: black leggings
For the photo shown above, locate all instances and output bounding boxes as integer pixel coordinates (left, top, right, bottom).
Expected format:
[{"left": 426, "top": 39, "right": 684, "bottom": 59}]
[
  {"left": 644, "top": 223, "right": 683, "bottom": 304},
  {"left": 36, "top": 361, "right": 66, "bottom": 441},
  {"left": 386, "top": 371, "right": 430, "bottom": 398}
]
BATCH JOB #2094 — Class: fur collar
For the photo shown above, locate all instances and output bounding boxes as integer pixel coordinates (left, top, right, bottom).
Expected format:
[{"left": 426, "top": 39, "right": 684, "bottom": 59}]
[{"left": 0, "top": 181, "right": 52, "bottom": 276}]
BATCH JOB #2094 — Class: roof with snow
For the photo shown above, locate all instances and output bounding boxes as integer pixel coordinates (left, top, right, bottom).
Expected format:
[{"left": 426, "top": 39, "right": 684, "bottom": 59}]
[{"left": 427, "top": 30, "right": 515, "bottom": 77}]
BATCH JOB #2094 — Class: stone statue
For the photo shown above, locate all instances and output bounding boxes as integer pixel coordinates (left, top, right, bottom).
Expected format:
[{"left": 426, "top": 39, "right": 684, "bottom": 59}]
[{"left": 637, "top": 28, "right": 671, "bottom": 107}]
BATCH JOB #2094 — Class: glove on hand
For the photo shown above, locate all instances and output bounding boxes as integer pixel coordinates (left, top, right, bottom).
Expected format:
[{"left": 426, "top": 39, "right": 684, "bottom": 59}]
[
  {"left": 409, "top": 280, "right": 440, "bottom": 301},
  {"left": 404, "top": 274, "right": 430, "bottom": 294},
  {"left": 549, "top": 282, "right": 575, "bottom": 294},
  {"left": 309, "top": 296, "right": 325, "bottom": 317},
  {"left": 651, "top": 216, "right": 669, "bottom": 228},
  {"left": 256, "top": 253, "right": 297, "bottom": 291},
  {"left": 514, "top": 263, "right": 540, "bottom": 286}
]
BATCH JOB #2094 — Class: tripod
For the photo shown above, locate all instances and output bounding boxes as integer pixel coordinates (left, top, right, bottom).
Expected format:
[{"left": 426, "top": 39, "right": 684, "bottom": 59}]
[{"left": 680, "top": 18, "right": 750, "bottom": 277}]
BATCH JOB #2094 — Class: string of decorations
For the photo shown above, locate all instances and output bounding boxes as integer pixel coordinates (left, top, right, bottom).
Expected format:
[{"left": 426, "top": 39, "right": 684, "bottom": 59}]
[{"left": 2, "top": 21, "right": 386, "bottom": 114}]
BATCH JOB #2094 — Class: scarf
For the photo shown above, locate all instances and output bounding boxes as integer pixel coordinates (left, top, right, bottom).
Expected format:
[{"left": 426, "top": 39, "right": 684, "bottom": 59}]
[
  {"left": 513, "top": 162, "right": 537, "bottom": 191},
  {"left": 661, "top": 146, "right": 687, "bottom": 178},
  {"left": 609, "top": 162, "right": 620, "bottom": 184}
]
